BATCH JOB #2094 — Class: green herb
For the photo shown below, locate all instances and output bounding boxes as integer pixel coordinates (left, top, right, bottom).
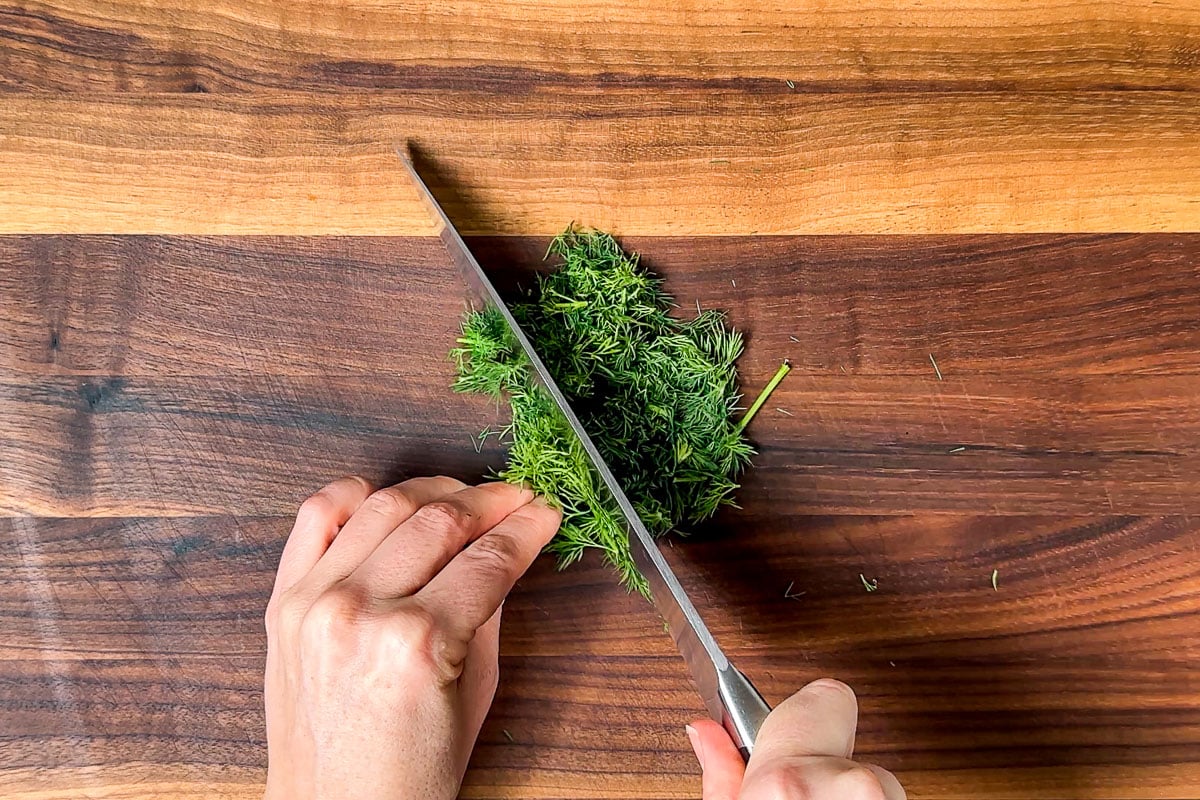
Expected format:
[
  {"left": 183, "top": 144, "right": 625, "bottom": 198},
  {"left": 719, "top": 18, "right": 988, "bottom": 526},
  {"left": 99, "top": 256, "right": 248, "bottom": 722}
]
[
  {"left": 949, "top": 446, "right": 965, "bottom": 453},
  {"left": 929, "top": 353, "right": 943, "bottom": 380},
  {"left": 451, "top": 226, "right": 785, "bottom": 593},
  {"left": 786, "top": 79, "right": 796, "bottom": 89},
  {"left": 860, "top": 573, "right": 878, "bottom": 592},
  {"left": 737, "top": 362, "right": 790, "bottom": 434},
  {"left": 991, "top": 568, "right": 999, "bottom": 591}
]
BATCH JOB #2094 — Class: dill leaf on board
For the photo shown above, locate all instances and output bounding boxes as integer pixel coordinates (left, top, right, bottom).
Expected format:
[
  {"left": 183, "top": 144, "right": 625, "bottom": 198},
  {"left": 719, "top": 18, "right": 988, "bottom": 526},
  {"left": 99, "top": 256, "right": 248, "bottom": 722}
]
[{"left": 451, "top": 226, "right": 783, "bottom": 594}]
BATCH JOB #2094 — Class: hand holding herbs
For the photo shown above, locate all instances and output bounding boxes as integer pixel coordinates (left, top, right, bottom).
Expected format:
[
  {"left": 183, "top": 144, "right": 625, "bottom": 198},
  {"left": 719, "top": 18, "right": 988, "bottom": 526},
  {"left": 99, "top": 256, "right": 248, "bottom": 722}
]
[{"left": 451, "top": 227, "right": 787, "bottom": 593}]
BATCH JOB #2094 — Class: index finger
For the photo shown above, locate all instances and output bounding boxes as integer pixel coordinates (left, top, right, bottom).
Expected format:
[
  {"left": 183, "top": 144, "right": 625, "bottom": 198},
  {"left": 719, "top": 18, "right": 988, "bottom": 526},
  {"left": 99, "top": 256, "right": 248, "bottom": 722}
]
[
  {"left": 273, "top": 476, "right": 374, "bottom": 597},
  {"left": 417, "top": 496, "right": 561, "bottom": 640}
]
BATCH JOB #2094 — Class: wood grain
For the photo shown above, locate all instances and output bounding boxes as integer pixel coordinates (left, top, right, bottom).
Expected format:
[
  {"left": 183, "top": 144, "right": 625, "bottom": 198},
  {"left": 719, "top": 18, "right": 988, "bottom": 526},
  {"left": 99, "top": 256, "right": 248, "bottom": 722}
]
[
  {"left": 3, "top": 91, "right": 1200, "bottom": 235},
  {"left": 3, "top": 515, "right": 1197, "bottom": 799},
  {"left": 484, "top": 234, "right": 1200, "bottom": 377},
  {"left": 6, "top": 234, "right": 1200, "bottom": 378},
  {"left": 4, "top": 1, "right": 1200, "bottom": 93},
  {"left": 4, "top": 235, "right": 1200, "bottom": 517},
  {"left": 6, "top": 2, "right": 1200, "bottom": 796},
  {"left": 5, "top": 371, "right": 1200, "bottom": 517}
]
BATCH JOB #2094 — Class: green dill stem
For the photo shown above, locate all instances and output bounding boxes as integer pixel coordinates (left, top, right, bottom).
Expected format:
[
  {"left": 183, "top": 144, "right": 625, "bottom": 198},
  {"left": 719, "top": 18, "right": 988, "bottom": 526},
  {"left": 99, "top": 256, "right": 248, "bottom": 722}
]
[{"left": 735, "top": 360, "right": 792, "bottom": 434}]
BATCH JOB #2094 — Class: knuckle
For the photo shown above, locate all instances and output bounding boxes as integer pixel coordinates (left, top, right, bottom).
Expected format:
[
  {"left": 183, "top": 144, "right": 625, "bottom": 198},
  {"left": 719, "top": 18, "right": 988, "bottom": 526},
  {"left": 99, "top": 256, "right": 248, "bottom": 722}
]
[
  {"left": 301, "top": 586, "right": 372, "bottom": 652},
  {"left": 465, "top": 533, "right": 522, "bottom": 575},
  {"left": 265, "top": 588, "right": 304, "bottom": 636},
  {"left": 297, "top": 491, "right": 336, "bottom": 526},
  {"left": 372, "top": 604, "right": 441, "bottom": 673},
  {"left": 744, "top": 767, "right": 806, "bottom": 800},
  {"left": 264, "top": 596, "right": 282, "bottom": 634},
  {"left": 836, "top": 765, "right": 888, "bottom": 800},
  {"left": 345, "top": 474, "right": 374, "bottom": 492},
  {"left": 364, "top": 486, "right": 415, "bottom": 519},
  {"left": 411, "top": 499, "right": 470, "bottom": 533}
]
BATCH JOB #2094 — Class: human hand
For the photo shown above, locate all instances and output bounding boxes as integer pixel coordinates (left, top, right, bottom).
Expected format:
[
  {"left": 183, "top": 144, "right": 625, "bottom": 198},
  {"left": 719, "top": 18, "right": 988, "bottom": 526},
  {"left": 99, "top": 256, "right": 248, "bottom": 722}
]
[
  {"left": 686, "top": 679, "right": 906, "bottom": 799},
  {"left": 263, "top": 475, "right": 561, "bottom": 800}
]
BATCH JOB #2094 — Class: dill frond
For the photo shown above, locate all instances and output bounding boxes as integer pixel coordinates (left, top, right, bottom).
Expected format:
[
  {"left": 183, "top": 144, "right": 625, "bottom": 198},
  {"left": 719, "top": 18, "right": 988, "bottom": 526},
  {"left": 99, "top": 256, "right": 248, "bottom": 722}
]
[{"left": 451, "top": 226, "right": 783, "bottom": 594}]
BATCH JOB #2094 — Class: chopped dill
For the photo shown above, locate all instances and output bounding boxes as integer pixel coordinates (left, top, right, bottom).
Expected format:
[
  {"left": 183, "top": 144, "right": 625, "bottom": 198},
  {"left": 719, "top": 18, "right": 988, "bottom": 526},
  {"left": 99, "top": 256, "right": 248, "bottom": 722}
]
[
  {"left": 451, "top": 226, "right": 785, "bottom": 593},
  {"left": 860, "top": 573, "right": 879, "bottom": 593}
]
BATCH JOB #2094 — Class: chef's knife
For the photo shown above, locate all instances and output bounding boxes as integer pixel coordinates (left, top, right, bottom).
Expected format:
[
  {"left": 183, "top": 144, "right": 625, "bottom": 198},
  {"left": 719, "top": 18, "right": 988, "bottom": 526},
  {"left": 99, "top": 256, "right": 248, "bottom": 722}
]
[{"left": 398, "top": 146, "right": 772, "bottom": 759}]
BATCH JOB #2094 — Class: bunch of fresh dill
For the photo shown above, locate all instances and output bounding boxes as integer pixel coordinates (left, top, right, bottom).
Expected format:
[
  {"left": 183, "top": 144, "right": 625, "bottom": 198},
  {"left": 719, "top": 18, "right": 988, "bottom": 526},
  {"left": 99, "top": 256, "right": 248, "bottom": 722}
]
[{"left": 451, "top": 227, "right": 786, "bottom": 592}]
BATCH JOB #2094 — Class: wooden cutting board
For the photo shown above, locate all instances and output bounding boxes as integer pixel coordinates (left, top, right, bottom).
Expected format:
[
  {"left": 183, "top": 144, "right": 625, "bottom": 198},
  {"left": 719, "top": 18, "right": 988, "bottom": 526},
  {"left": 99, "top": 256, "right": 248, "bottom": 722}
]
[{"left": 2, "top": 3, "right": 1200, "bottom": 798}]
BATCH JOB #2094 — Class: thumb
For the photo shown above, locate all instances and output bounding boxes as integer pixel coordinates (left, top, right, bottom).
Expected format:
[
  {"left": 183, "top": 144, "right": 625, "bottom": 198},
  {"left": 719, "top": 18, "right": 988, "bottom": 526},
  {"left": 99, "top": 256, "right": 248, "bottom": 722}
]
[
  {"left": 686, "top": 719, "right": 745, "bottom": 800},
  {"left": 740, "top": 678, "right": 907, "bottom": 800}
]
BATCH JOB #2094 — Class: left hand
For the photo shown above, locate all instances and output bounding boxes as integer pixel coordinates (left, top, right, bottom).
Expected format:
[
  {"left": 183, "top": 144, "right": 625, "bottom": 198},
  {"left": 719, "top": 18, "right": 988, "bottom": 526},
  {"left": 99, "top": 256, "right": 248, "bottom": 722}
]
[{"left": 263, "top": 475, "right": 561, "bottom": 800}]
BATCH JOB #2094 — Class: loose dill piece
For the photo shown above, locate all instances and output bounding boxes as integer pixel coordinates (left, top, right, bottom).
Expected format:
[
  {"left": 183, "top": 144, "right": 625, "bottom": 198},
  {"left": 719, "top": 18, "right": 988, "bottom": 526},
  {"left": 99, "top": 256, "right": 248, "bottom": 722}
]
[
  {"left": 736, "top": 361, "right": 791, "bottom": 434},
  {"left": 860, "top": 573, "right": 879, "bottom": 593},
  {"left": 929, "top": 353, "right": 943, "bottom": 380},
  {"left": 451, "top": 226, "right": 784, "bottom": 593},
  {"left": 991, "top": 568, "right": 1000, "bottom": 591}
]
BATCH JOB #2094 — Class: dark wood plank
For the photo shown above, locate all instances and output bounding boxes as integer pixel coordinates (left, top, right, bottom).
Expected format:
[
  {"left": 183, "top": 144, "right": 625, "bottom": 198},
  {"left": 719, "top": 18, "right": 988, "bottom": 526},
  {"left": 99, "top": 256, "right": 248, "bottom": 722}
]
[
  {"left": 5, "top": 234, "right": 1200, "bottom": 377},
  {"left": 4, "top": 372, "right": 1200, "bottom": 517},
  {"left": 0, "top": 374, "right": 505, "bottom": 516},
  {"left": 5, "top": 234, "right": 1200, "bottom": 516},
  {"left": 3, "top": 515, "right": 1198, "bottom": 798},
  {"left": 0, "top": 236, "right": 462, "bottom": 376},
  {"left": 480, "top": 233, "right": 1200, "bottom": 377},
  {"left": 3, "top": 2, "right": 1200, "bottom": 92}
]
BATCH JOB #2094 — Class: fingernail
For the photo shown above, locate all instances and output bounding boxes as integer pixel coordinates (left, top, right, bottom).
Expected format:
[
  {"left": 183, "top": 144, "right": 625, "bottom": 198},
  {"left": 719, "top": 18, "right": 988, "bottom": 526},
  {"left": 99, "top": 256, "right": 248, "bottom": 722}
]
[
  {"left": 685, "top": 724, "right": 705, "bottom": 770},
  {"left": 530, "top": 495, "right": 552, "bottom": 508}
]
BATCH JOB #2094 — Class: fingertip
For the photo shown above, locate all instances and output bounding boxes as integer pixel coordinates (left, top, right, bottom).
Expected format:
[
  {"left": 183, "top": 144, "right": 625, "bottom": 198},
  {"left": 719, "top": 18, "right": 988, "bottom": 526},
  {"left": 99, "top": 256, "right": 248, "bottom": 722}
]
[
  {"left": 685, "top": 723, "right": 703, "bottom": 766},
  {"left": 866, "top": 763, "right": 908, "bottom": 800},
  {"left": 530, "top": 494, "right": 563, "bottom": 518},
  {"left": 804, "top": 677, "right": 857, "bottom": 705},
  {"left": 514, "top": 497, "right": 563, "bottom": 541},
  {"left": 687, "top": 719, "right": 745, "bottom": 800}
]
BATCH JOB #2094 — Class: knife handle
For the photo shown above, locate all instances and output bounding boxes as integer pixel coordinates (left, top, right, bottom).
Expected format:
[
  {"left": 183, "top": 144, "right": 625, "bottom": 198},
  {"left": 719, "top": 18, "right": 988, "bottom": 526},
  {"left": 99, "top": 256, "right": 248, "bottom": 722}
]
[{"left": 718, "top": 665, "right": 772, "bottom": 761}]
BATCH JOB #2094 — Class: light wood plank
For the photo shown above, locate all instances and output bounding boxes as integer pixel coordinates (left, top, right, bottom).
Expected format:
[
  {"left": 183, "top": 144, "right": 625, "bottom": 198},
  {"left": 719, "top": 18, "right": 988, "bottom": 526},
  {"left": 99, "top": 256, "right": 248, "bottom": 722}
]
[
  {"left": 3, "top": 1, "right": 1200, "bottom": 92},
  {"left": 3, "top": 92, "right": 1199, "bottom": 235}
]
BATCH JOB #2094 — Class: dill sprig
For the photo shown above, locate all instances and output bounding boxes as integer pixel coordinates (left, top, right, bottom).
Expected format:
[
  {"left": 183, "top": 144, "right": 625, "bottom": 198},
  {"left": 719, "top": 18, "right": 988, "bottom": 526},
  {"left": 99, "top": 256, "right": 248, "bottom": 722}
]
[{"left": 451, "top": 226, "right": 783, "bottom": 593}]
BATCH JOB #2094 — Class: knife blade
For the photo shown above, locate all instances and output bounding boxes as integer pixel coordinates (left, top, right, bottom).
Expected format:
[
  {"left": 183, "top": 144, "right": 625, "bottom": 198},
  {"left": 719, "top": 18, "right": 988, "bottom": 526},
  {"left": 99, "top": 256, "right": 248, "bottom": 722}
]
[{"left": 398, "top": 146, "right": 771, "bottom": 759}]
